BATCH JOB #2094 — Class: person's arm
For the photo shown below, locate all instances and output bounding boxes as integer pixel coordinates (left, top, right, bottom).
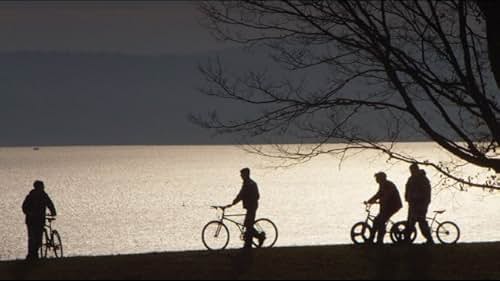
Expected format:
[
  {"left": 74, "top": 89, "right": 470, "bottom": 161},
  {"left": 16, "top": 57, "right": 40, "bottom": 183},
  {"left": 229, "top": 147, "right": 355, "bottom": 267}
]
[
  {"left": 423, "top": 178, "right": 432, "bottom": 205},
  {"left": 231, "top": 187, "right": 244, "bottom": 207},
  {"left": 22, "top": 195, "right": 31, "bottom": 215},
  {"left": 45, "top": 194, "right": 57, "bottom": 216},
  {"left": 367, "top": 188, "right": 382, "bottom": 204},
  {"left": 404, "top": 181, "right": 410, "bottom": 202}
]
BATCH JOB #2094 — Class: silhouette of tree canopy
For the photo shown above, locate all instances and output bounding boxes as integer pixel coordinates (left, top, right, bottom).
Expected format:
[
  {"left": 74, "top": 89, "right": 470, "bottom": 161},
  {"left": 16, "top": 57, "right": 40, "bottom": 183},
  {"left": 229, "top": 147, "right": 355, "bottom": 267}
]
[{"left": 196, "top": 0, "right": 500, "bottom": 190}]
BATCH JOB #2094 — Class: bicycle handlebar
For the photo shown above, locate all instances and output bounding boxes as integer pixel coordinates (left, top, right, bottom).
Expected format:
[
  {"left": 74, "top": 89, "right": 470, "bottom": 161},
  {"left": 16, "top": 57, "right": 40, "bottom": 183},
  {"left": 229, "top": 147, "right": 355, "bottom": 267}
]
[
  {"left": 211, "top": 206, "right": 228, "bottom": 210},
  {"left": 363, "top": 202, "right": 374, "bottom": 212}
]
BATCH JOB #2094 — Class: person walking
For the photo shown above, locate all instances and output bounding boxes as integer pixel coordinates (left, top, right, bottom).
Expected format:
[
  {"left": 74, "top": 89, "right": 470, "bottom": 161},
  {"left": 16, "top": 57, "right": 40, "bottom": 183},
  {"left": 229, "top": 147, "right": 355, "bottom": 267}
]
[
  {"left": 226, "top": 168, "right": 266, "bottom": 249},
  {"left": 404, "top": 164, "right": 434, "bottom": 244}
]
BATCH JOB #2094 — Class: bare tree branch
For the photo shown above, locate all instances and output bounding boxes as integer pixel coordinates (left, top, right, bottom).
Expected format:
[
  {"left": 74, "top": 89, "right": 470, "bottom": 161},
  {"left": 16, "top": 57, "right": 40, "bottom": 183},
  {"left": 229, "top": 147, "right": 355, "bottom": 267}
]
[{"left": 196, "top": 0, "right": 500, "bottom": 190}]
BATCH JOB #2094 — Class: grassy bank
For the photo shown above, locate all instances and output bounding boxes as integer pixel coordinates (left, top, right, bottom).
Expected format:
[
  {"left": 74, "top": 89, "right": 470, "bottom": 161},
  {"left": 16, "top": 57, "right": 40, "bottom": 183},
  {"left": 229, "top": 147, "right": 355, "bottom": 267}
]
[{"left": 2, "top": 243, "right": 500, "bottom": 280}]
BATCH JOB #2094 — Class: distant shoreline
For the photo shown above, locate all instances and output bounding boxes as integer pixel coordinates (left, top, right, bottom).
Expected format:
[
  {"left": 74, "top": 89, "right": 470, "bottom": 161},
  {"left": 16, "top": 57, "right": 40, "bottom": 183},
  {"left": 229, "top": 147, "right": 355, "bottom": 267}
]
[{"left": 0, "top": 140, "right": 437, "bottom": 149}]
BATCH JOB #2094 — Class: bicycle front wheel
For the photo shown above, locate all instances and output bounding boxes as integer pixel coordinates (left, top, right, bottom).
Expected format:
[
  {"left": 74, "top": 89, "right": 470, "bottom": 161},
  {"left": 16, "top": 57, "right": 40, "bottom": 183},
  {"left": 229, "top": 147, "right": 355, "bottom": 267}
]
[
  {"left": 51, "top": 231, "right": 64, "bottom": 258},
  {"left": 350, "top": 222, "right": 372, "bottom": 244},
  {"left": 253, "top": 218, "right": 278, "bottom": 248},
  {"left": 202, "top": 221, "right": 230, "bottom": 251},
  {"left": 436, "top": 221, "right": 460, "bottom": 244}
]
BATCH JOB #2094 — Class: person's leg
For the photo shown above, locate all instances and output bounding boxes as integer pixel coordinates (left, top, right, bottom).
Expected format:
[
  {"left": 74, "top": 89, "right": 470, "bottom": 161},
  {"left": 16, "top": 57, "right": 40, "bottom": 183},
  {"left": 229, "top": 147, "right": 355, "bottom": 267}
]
[
  {"left": 405, "top": 206, "right": 417, "bottom": 243},
  {"left": 377, "top": 211, "right": 395, "bottom": 244},
  {"left": 27, "top": 223, "right": 43, "bottom": 260},
  {"left": 370, "top": 214, "right": 382, "bottom": 244},
  {"left": 243, "top": 209, "right": 257, "bottom": 249},
  {"left": 27, "top": 224, "right": 34, "bottom": 259},
  {"left": 417, "top": 206, "right": 434, "bottom": 244},
  {"left": 34, "top": 225, "right": 44, "bottom": 256},
  {"left": 375, "top": 212, "right": 392, "bottom": 244}
]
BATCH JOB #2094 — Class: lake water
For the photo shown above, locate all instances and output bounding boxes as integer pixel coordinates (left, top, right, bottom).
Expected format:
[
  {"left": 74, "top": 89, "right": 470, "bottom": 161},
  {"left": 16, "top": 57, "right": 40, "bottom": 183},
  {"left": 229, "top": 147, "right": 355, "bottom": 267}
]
[{"left": 1, "top": 144, "right": 499, "bottom": 261}]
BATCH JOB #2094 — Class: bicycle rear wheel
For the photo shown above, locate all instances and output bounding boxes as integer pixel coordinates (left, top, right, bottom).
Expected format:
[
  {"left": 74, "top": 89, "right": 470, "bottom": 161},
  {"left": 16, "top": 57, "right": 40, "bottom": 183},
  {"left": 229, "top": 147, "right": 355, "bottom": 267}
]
[
  {"left": 202, "top": 221, "right": 230, "bottom": 251},
  {"left": 390, "top": 221, "right": 417, "bottom": 244},
  {"left": 350, "top": 222, "right": 372, "bottom": 244},
  {"left": 436, "top": 221, "right": 460, "bottom": 244},
  {"left": 253, "top": 218, "right": 278, "bottom": 248}
]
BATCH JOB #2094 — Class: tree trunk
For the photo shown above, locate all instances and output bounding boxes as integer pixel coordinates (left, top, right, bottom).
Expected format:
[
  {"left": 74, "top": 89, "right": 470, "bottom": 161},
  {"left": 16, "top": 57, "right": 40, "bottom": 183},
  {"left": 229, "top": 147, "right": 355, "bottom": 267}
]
[{"left": 479, "top": 1, "right": 500, "bottom": 88}]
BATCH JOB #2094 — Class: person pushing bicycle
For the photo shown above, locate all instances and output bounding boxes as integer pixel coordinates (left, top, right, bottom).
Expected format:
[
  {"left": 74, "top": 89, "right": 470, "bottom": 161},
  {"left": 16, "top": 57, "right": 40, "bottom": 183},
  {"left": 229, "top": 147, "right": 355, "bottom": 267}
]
[
  {"left": 364, "top": 172, "right": 402, "bottom": 244},
  {"left": 225, "top": 168, "right": 266, "bottom": 249},
  {"left": 22, "top": 180, "right": 57, "bottom": 260}
]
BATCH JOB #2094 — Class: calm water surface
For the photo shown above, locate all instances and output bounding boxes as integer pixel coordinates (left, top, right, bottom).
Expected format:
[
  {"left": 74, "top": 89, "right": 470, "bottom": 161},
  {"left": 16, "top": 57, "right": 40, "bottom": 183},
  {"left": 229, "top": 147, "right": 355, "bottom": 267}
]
[{"left": 0, "top": 144, "right": 499, "bottom": 260}]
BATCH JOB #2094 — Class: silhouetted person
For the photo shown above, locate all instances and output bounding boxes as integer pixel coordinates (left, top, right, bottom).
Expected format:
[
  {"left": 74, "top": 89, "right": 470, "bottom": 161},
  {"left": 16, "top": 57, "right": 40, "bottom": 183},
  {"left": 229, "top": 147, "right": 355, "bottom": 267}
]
[
  {"left": 227, "top": 168, "right": 265, "bottom": 249},
  {"left": 405, "top": 164, "right": 434, "bottom": 244},
  {"left": 22, "top": 180, "right": 57, "bottom": 260},
  {"left": 365, "top": 172, "right": 402, "bottom": 244}
]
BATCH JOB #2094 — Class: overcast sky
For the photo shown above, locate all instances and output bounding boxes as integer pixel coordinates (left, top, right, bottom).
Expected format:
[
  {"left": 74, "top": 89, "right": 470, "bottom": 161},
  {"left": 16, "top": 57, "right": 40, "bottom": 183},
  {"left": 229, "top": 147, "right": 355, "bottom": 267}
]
[
  {"left": 0, "top": 1, "right": 442, "bottom": 146},
  {"left": 0, "top": 1, "right": 228, "bottom": 55},
  {"left": 0, "top": 1, "right": 252, "bottom": 146}
]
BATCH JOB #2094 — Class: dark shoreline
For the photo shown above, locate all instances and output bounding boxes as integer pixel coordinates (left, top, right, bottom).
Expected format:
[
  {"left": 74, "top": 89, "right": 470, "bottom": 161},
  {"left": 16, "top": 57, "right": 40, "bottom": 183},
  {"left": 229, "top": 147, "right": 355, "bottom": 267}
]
[{"left": 2, "top": 243, "right": 500, "bottom": 280}]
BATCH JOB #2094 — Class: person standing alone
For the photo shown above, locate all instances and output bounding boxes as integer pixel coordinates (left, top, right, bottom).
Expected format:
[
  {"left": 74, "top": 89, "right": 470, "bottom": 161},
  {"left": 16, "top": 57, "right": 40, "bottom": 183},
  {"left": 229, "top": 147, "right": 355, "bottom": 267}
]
[{"left": 22, "top": 180, "right": 57, "bottom": 260}]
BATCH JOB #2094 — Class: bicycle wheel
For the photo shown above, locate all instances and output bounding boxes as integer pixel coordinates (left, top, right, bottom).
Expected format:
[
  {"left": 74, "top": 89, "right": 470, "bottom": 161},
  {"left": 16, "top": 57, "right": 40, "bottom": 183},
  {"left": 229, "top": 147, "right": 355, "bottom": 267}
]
[
  {"left": 51, "top": 231, "right": 64, "bottom": 258},
  {"left": 202, "top": 221, "right": 230, "bottom": 251},
  {"left": 39, "top": 229, "right": 50, "bottom": 259},
  {"left": 390, "top": 221, "right": 417, "bottom": 244},
  {"left": 436, "top": 221, "right": 460, "bottom": 244},
  {"left": 350, "top": 222, "right": 372, "bottom": 244},
  {"left": 253, "top": 218, "right": 278, "bottom": 248}
]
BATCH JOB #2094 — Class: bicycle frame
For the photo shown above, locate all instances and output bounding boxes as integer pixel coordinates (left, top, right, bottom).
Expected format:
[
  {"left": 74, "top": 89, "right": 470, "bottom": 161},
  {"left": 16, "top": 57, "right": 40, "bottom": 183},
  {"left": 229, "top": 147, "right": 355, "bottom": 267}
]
[
  {"left": 366, "top": 205, "right": 447, "bottom": 232},
  {"left": 214, "top": 207, "right": 248, "bottom": 233},
  {"left": 407, "top": 211, "right": 444, "bottom": 233},
  {"left": 426, "top": 212, "right": 444, "bottom": 233},
  {"left": 363, "top": 204, "right": 397, "bottom": 228},
  {"left": 44, "top": 218, "right": 55, "bottom": 235}
]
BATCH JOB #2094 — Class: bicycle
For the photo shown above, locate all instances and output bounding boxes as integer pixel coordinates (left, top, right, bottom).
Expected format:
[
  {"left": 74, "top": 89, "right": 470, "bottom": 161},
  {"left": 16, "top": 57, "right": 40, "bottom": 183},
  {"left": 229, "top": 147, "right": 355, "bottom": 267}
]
[
  {"left": 350, "top": 203, "right": 416, "bottom": 244},
  {"left": 202, "top": 206, "right": 278, "bottom": 251},
  {"left": 39, "top": 216, "right": 63, "bottom": 259},
  {"left": 391, "top": 210, "right": 460, "bottom": 244}
]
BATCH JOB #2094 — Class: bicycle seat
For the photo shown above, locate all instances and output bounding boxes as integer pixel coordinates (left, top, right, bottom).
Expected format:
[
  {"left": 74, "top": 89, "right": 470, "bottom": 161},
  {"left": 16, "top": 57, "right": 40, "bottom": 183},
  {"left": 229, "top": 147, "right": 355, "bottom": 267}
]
[{"left": 434, "top": 210, "right": 446, "bottom": 214}]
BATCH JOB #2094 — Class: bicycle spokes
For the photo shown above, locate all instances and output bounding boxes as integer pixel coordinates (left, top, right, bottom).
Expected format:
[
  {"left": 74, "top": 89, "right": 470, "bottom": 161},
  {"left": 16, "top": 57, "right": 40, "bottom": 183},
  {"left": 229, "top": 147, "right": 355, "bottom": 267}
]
[
  {"left": 436, "top": 221, "right": 460, "bottom": 244},
  {"left": 214, "top": 224, "right": 222, "bottom": 238},
  {"left": 350, "top": 222, "right": 372, "bottom": 244},
  {"left": 253, "top": 219, "right": 278, "bottom": 248},
  {"left": 202, "top": 221, "right": 230, "bottom": 251}
]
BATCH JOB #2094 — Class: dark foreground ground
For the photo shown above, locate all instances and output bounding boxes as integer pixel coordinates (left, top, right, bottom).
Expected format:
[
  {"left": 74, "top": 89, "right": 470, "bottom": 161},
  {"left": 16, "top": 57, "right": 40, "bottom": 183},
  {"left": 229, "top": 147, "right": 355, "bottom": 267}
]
[{"left": 1, "top": 243, "right": 500, "bottom": 280}]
